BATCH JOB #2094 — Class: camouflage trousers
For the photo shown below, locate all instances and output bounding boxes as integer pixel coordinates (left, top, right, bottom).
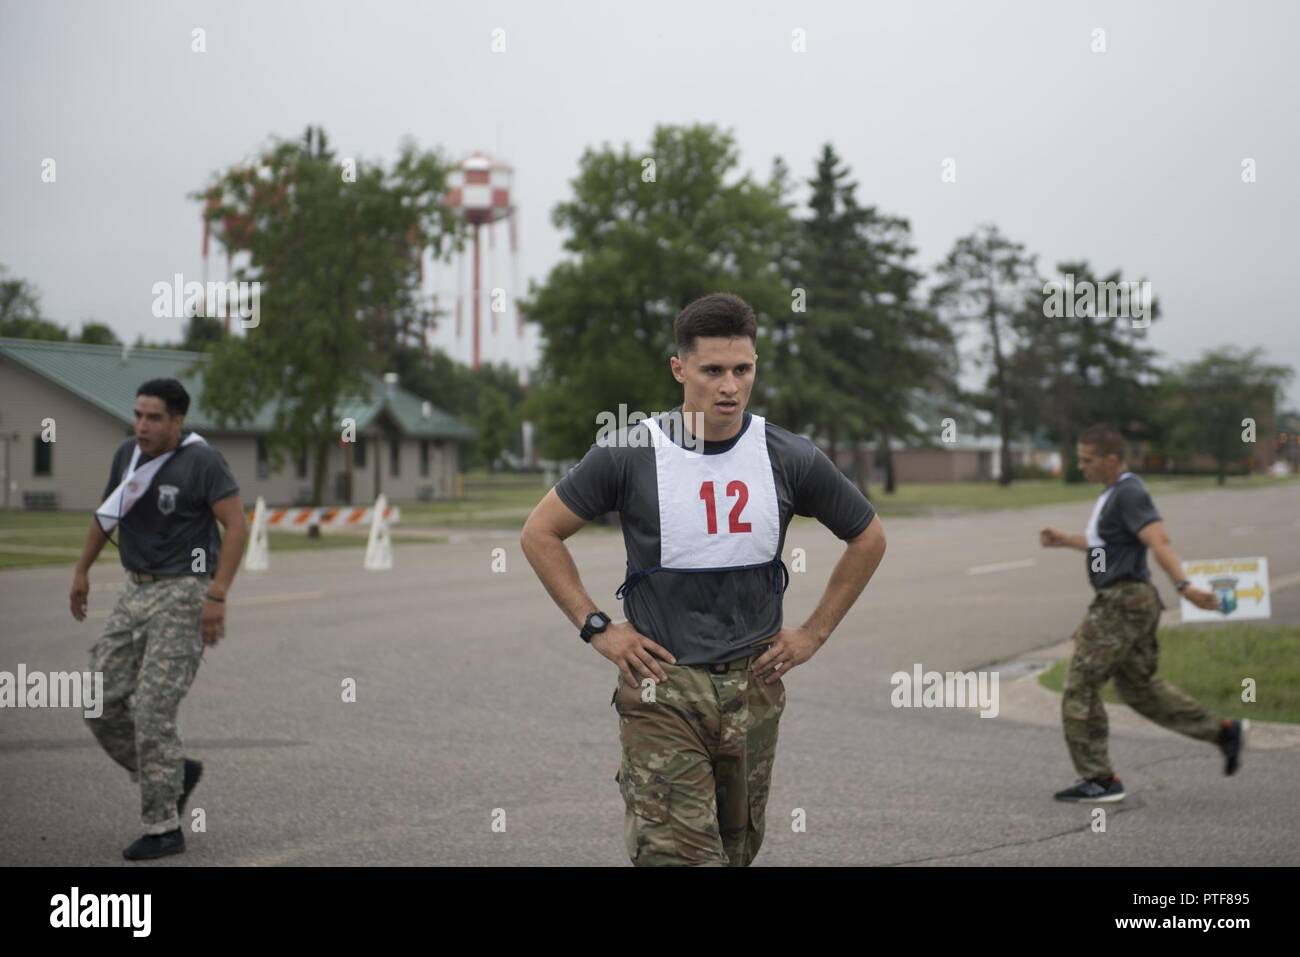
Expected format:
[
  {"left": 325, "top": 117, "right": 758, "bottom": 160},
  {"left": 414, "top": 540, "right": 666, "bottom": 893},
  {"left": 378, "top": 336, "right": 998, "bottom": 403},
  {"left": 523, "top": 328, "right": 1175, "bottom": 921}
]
[
  {"left": 85, "top": 575, "right": 207, "bottom": 834},
  {"left": 1063, "top": 580, "right": 1222, "bottom": 780},
  {"left": 612, "top": 643, "right": 785, "bottom": 867}
]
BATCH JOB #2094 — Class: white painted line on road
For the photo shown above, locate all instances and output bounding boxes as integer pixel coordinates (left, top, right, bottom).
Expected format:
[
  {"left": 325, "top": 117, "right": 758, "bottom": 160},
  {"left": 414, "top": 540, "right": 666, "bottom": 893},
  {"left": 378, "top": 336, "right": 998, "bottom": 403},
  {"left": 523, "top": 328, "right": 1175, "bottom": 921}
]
[
  {"left": 1230, "top": 525, "right": 1256, "bottom": 535},
  {"left": 967, "top": 558, "right": 1037, "bottom": 576},
  {"left": 85, "top": 590, "right": 326, "bottom": 619}
]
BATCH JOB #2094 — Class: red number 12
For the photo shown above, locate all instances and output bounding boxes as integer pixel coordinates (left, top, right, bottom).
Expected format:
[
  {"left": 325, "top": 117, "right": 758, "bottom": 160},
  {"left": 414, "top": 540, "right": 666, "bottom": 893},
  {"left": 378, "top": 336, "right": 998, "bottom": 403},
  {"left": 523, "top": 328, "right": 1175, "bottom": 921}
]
[{"left": 699, "top": 480, "right": 752, "bottom": 534}]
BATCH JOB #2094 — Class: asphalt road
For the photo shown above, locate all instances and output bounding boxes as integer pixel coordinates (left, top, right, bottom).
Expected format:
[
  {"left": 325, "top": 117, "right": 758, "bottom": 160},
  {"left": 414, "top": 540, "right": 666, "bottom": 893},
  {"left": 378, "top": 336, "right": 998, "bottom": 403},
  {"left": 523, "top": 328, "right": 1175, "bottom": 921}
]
[{"left": 2, "top": 482, "right": 1298, "bottom": 866}]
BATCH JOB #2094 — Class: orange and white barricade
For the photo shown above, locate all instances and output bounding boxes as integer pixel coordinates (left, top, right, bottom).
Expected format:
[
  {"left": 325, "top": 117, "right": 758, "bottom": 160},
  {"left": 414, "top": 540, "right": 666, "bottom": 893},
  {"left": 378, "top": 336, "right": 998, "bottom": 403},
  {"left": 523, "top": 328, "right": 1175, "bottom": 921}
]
[{"left": 254, "top": 502, "right": 402, "bottom": 531}]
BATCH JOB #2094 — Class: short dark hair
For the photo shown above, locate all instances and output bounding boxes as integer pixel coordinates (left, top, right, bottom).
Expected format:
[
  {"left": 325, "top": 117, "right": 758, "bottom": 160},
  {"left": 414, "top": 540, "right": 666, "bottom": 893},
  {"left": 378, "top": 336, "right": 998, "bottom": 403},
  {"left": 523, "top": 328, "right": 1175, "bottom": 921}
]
[
  {"left": 673, "top": 293, "right": 758, "bottom": 356},
  {"left": 1078, "top": 424, "right": 1127, "bottom": 460},
  {"left": 137, "top": 378, "right": 191, "bottom": 417}
]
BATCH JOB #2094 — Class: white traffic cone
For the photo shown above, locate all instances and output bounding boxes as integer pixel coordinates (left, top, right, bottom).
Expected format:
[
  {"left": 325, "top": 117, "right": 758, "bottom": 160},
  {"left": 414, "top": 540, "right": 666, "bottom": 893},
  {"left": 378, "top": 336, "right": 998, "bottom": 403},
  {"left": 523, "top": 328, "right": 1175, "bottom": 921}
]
[
  {"left": 243, "top": 496, "right": 270, "bottom": 571},
  {"left": 364, "top": 493, "right": 393, "bottom": 571}
]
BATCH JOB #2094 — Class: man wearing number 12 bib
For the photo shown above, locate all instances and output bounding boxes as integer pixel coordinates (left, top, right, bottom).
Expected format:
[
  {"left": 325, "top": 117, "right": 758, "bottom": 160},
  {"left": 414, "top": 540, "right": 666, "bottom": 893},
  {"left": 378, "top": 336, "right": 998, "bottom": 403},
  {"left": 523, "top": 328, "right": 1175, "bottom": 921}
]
[{"left": 522, "top": 293, "right": 888, "bottom": 866}]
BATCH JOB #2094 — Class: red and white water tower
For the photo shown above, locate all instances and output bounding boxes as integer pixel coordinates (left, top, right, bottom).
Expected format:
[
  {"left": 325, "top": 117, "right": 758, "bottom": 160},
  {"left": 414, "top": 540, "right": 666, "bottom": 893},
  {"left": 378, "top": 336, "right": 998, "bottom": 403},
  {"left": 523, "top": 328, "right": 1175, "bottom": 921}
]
[{"left": 441, "top": 152, "right": 522, "bottom": 372}]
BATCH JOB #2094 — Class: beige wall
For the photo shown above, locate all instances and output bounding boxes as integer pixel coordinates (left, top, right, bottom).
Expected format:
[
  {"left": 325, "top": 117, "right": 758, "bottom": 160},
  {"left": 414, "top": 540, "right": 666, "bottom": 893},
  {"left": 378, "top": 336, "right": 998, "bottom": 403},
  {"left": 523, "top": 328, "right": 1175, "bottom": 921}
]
[
  {"left": 0, "top": 357, "right": 130, "bottom": 511},
  {"left": 892, "top": 449, "right": 990, "bottom": 482},
  {"left": 334, "top": 433, "right": 458, "bottom": 505},
  {"left": 203, "top": 434, "right": 460, "bottom": 507},
  {"left": 0, "top": 357, "right": 462, "bottom": 511},
  {"left": 828, "top": 444, "right": 1000, "bottom": 483},
  {"left": 216, "top": 436, "right": 311, "bottom": 506}
]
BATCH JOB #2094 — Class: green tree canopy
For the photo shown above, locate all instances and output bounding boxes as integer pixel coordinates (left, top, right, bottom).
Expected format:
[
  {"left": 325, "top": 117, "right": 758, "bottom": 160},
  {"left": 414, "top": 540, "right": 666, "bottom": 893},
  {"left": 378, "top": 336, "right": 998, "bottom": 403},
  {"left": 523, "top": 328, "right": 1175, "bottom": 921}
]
[
  {"left": 932, "top": 224, "right": 1040, "bottom": 485},
  {"left": 520, "top": 123, "right": 792, "bottom": 460},
  {"left": 193, "top": 126, "right": 458, "bottom": 502},
  {"left": 1004, "top": 260, "right": 1162, "bottom": 481},
  {"left": 787, "top": 144, "right": 955, "bottom": 493},
  {"left": 75, "top": 321, "right": 121, "bottom": 345},
  {"left": 181, "top": 313, "right": 224, "bottom": 352},
  {"left": 1154, "top": 347, "right": 1292, "bottom": 484},
  {"left": 0, "top": 266, "right": 66, "bottom": 340}
]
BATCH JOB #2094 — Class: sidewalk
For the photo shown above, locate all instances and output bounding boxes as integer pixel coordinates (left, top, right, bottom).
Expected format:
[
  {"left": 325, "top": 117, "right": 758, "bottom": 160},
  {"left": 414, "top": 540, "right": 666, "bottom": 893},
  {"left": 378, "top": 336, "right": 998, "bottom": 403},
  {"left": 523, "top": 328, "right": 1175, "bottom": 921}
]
[{"left": 995, "top": 637, "right": 1300, "bottom": 752}]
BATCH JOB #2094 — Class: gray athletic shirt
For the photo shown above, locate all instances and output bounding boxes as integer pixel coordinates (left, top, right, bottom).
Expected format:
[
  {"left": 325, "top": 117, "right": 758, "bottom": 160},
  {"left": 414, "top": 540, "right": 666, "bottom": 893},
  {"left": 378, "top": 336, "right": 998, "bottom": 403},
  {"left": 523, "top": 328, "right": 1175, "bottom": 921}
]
[
  {"left": 100, "top": 433, "right": 240, "bottom": 576},
  {"left": 554, "top": 406, "right": 876, "bottom": 665},
  {"left": 1087, "top": 473, "right": 1162, "bottom": 589}
]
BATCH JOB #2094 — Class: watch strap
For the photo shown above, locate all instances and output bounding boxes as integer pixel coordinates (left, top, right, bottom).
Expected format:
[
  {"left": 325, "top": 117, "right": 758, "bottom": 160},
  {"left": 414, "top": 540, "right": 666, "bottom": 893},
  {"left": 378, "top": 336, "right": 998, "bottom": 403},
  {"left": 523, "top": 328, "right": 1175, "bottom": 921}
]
[{"left": 580, "top": 611, "right": 609, "bottom": 643}]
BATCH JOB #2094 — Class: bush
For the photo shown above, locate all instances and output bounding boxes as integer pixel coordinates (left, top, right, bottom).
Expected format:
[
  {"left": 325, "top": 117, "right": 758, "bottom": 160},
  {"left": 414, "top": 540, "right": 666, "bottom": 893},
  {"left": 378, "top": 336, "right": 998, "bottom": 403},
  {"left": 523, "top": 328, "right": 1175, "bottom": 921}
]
[{"left": 1012, "top": 463, "right": 1056, "bottom": 480}]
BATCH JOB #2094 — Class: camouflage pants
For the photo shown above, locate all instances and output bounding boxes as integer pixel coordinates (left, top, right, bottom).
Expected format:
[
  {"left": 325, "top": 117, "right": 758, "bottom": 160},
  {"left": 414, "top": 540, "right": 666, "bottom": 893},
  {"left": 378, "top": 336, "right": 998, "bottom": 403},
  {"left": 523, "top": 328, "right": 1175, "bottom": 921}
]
[
  {"left": 612, "top": 644, "right": 785, "bottom": 867},
  {"left": 1063, "top": 580, "right": 1222, "bottom": 780},
  {"left": 85, "top": 575, "right": 207, "bottom": 834}
]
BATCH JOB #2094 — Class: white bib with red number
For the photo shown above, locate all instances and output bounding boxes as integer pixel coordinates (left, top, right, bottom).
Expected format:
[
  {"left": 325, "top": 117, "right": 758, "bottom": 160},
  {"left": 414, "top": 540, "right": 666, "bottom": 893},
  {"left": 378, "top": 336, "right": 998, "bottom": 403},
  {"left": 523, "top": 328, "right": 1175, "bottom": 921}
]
[{"left": 644, "top": 412, "right": 780, "bottom": 570}]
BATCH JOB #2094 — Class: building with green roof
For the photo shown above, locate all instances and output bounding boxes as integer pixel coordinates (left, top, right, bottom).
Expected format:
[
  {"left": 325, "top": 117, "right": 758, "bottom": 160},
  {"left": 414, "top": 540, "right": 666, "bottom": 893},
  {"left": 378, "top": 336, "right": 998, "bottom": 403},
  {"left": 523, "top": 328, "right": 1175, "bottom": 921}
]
[{"left": 0, "top": 337, "right": 475, "bottom": 510}]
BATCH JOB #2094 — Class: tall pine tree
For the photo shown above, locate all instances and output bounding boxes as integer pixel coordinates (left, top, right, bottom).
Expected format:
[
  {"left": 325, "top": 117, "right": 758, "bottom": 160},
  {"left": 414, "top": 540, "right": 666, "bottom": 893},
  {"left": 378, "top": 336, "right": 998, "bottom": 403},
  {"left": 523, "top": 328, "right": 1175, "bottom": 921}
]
[
  {"left": 932, "top": 225, "right": 1039, "bottom": 485},
  {"left": 1004, "top": 260, "right": 1161, "bottom": 481},
  {"left": 520, "top": 124, "right": 791, "bottom": 460},
  {"left": 795, "top": 145, "right": 954, "bottom": 492}
]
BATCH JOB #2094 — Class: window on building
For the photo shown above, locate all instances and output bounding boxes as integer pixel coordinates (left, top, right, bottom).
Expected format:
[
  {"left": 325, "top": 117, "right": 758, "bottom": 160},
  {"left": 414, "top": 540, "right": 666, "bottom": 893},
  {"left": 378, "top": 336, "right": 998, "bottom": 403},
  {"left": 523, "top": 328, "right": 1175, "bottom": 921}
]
[
  {"left": 419, "top": 440, "right": 430, "bottom": 477},
  {"left": 33, "top": 436, "right": 52, "bottom": 476},
  {"left": 256, "top": 437, "right": 270, "bottom": 479},
  {"left": 389, "top": 437, "right": 401, "bottom": 478},
  {"left": 354, "top": 437, "right": 367, "bottom": 468}
]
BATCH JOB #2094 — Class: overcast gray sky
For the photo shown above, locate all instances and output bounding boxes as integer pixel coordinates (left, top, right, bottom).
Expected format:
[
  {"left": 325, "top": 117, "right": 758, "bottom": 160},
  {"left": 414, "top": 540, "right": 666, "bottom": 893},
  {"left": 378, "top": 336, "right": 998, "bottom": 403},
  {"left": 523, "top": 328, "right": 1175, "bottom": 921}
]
[{"left": 3, "top": 0, "right": 1297, "bottom": 402}]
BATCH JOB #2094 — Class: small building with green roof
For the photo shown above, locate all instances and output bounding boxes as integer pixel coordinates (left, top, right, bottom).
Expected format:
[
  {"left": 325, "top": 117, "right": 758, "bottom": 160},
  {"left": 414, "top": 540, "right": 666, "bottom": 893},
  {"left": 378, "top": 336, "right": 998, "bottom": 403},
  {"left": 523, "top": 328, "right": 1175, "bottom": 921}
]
[{"left": 0, "top": 337, "right": 475, "bottom": 510}]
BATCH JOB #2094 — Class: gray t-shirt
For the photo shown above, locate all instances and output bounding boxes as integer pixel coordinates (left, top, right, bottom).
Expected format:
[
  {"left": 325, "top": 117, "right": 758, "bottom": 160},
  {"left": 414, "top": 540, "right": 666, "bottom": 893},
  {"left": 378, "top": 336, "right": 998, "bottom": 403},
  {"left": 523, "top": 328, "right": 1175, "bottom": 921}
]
[
  {"left": 100, "top": 433, "right": 240, "bottom": 576},
  {"left": 1088, "top": 473, "right": 1161, "bottom": 589},
  {"left": 555, "top": 407, "right": 876, "bottom": 665}
]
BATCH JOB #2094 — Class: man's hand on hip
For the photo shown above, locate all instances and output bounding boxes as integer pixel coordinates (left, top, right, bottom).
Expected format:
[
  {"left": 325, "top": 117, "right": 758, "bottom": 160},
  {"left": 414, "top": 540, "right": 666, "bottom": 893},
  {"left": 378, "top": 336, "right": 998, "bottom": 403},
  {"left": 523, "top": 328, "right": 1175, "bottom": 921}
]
[
  {"left": 752, "top": 626, "right": 822, "bottom": 684},
  {"left": 592, "top": 620, "right": 675, "bottom": 688}
]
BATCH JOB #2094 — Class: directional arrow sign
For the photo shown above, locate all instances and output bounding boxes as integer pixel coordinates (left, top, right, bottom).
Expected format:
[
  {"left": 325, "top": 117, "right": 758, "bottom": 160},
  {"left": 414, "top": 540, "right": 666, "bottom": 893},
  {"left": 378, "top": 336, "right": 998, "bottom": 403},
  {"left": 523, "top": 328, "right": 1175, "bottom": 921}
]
[{"left": 1180, "top": 557, "right": 1271, "bottom": 623}]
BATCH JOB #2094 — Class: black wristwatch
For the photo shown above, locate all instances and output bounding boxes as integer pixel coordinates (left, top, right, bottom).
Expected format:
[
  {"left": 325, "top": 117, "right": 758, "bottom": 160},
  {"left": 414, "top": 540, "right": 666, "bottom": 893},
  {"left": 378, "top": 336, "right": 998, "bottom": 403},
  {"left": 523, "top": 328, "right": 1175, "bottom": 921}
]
[
  {"left": 580, "top": 611, "right": 611, "bottom": 643},
  {"left": 1174, "top": 580, "right": 1191, "bottom": 592}
]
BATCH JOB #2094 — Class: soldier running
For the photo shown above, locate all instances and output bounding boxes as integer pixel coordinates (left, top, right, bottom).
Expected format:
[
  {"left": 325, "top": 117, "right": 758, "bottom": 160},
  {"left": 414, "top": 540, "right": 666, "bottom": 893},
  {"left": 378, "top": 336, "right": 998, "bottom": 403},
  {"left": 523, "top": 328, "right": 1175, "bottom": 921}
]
[
  {"left": 1040, "top": 424, "right": 1247, "bottom": 802},
  {"left": 521, "top": 293, "right": 887, "bottom": 866},
  {"left": 70, "top": 378, "right": 247, "bottom": 859}
]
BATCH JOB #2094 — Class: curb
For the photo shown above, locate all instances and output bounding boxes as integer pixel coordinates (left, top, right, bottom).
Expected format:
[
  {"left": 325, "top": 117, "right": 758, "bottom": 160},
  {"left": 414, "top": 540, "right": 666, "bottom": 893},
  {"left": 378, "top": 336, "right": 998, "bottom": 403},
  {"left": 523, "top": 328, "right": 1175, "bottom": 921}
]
[{"left": 995, "top": 643, "right": 1300, "bottom": 750}]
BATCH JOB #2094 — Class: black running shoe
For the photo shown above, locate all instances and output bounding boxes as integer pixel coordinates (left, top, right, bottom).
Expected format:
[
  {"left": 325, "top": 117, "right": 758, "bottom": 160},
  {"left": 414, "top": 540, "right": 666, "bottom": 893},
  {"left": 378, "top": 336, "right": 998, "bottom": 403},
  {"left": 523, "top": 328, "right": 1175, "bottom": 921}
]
[
  {"left": 179, "top": 758, "right": 203, "bottom": 817},
  {"left": 1054, "top": 776, "right": 1126, "bottom": 802},
  {"left": 122, "top": 829, "right": 185, "bottom": 861},
  {"left": 1218, "top": 719, "right": 1248, "bottom": 776}
]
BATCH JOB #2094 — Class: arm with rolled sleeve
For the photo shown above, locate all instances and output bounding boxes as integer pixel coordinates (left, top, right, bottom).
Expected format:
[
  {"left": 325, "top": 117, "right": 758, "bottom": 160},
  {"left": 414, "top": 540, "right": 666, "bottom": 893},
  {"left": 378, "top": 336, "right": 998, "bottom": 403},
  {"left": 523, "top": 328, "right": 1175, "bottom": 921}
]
[
  {"left": 792, "top": 442, "right": 886, "bottom": 642},
  {"left": 522, "top": 442, "right": 676, "bottom": 687},
  {"left": 201, "top": 448, "right": 247, "bottom": 645},
  {"left": 69, "top": 446, "right": 125, "bottom": 621},
  {"left": 1125, "top": 484, "right": 1219, "bottom": 611},
  {"left": 553, "top": 442, "right": 620, "bottom": 521},
  {"left": 753, "top": 441, "right": 887, "bottom": 683}
]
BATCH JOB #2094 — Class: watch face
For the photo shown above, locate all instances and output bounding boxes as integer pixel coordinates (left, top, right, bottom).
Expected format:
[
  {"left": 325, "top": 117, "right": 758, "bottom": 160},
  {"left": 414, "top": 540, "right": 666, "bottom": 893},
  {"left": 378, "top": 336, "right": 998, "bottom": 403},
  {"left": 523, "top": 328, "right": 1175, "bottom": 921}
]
[{"left": 591, "top": 613, "right": 609, "bottom": 629}]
